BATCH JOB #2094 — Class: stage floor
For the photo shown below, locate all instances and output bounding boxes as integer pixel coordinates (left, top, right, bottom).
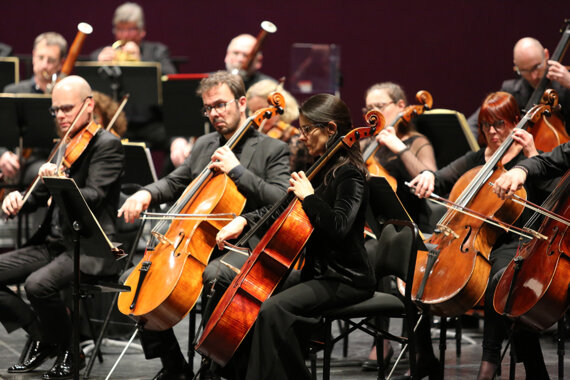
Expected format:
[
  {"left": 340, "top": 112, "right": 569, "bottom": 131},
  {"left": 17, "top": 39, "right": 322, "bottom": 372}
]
[{"left": 0, "top": 312, "right": 567, "bottom": 380}]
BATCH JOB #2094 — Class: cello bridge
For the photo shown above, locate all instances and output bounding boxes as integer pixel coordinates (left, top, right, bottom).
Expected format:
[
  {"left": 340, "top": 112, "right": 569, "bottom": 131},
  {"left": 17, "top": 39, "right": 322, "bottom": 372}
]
[
  {"left": 436, "top": 224, "right": 459, "bottom": 239},
  {"left": 151, "top": 231, "right": 174, "bottom": 246}
]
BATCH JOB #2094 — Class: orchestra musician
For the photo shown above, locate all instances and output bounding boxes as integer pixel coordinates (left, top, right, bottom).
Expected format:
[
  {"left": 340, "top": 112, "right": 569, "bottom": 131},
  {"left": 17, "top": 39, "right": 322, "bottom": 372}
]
[
  {"left": 91, "top": 2, "right": 176, "bottom": 75},
  {"left": 0, "top": 76, "right": 124, "bottom": 379},
  {"left": 224, "top": 33, "right": 276, "bottom": 90},
  {"left": 408, "top": 91, "right": 553, "bottom": 380},
  {"left": 1, "top": 32, "right": 67, "bottom": 186},
  {"left": 212, "top": 93, "right": 375, "bottom": 380},
  {"left": 92, "top": 91, "right": 128, "bottom": 137},
  {"left": 246, "top": 79, "right": 313, "bottom": 172},
  {"left": 361, "top": 82, "right": 437, "bottom": 370},
  {"left": 467, "top": 37, "right": 570, "bottom": 138},
  {"left": 117, "top": 71, "right": 290, "bottom": 380}
]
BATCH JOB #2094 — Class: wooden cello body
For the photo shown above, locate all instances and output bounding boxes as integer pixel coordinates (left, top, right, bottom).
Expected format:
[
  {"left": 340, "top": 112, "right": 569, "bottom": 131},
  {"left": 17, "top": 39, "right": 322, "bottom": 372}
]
[
  {"left": 195, "top": 115, "right": 383, "bottom": 366},
  {"left": 117, "top": 93, "right": 285, "bottom": 331},
  {"left": 363, "top": 90, "right": 433, "bottom": 191},
  {"left": 412, "top": 102, "right": 553, "bottom": 317},
  {"left": 493, "top": 171, "right": 570, "bottom": 331}
]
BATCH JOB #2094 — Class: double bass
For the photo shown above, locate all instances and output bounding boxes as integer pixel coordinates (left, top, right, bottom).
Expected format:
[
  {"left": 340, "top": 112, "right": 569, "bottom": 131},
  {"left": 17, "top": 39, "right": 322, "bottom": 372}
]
[
  {"left": 411, "top": 99, "right": 554, "bottom": 317},
  {"left": 117, "top": 93, "right": 285, "bottom": 331},
  {"left": 522, "top": 20, "right": 570, "bottom": 152},
  {"left": 195, "top": 111, "right": 383, "bottom": 366},
  {"left": 363, "top": 90, "right": 433, "bottom": 191},
  {"left": 493, "top": 170, "right": 569, "bottom": 331}
]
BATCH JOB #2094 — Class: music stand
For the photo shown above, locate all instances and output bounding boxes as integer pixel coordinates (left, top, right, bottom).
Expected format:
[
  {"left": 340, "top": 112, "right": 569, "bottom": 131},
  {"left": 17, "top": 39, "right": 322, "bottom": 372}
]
[
  {"left": 0, "top": 57, "right": 19, "bottom": 90},
  {"left": 162, "top": 74, "right": 210, "bottom": 138},
  {"left": 414, "top": 109, "right": 479, "bottom": 169},
  {"left": 121, "top": 141, "right": 158, "bottom": 188},
  {"left": 43, "top": 177, "right": 128, "bottom": 380},
  {"left": 367, "top": 175, "right": 427, "bottom": 252},
  {"left": 0, "top": 94, "right": 55, "bottom": 150}
]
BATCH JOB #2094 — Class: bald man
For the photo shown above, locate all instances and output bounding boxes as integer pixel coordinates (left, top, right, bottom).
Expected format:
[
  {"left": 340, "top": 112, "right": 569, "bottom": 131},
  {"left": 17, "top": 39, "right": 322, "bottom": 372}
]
[
  {"left": 467, "top": 37, "right": 570, "bottom": 137},
  {"left": 0, "top": 75, "right": 124, "bottom": 379},
  {"left": 224, "top": 33, "right": 276, "bottom": 89}
]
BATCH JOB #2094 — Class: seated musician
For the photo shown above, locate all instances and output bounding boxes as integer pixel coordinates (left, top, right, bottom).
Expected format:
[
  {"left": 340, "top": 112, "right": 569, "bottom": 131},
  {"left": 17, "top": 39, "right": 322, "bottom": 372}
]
[
  {"left": 209, "top": 93, "right": 375, "bottom": 380},
  {"left": 360, "top": 82, "right": 437, "bottom": 370},
  {"left": 1, "top": 32, "right": 67, "bottom": 186},
  {"left": 409, "top": 91, "right": 553, "bottom": 380},
  {"left": 224, "top": 33, "right": 276, "bottom": 90},
  {"left": 467, "top": 37, "right": 570, "bottom": 138},
  {"left": 91, "top": 2, "right": 176, "bottom": 75},
  {"left": 92, "top": 90, "right": 128, "bottom": 137},
  {"left": 246, "top": 79, "right": 313, "bottom": 172},
  {"left": 118, "top": 71, "right": 290, "bottom": 380},
  {"left": 0, "top": 75, "right": 124, "bottom": 379}
]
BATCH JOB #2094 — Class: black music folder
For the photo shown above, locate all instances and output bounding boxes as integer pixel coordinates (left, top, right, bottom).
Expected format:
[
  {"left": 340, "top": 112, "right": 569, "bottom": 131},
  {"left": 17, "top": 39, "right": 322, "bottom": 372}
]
[
  {"left": 42, "top": 176, "right": 125, "bottom": 260},
  {"left": 367, "top": 175, "right": 427, "bottom": 251},
  {"left": 0, "top": 57, "right": 19, "bottom": 90},
  {"left": 414, "top": 109, "right": 479, "bottom": 168},
  {"left": 121, "top": 141, "right": 158, "bottom": 188},
  {"left": 0, "top": 94, "right": 55, "bottom": 150}
]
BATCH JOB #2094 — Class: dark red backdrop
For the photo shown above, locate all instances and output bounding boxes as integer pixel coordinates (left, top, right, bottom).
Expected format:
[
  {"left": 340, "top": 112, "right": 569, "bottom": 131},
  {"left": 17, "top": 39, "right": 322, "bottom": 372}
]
[{"left": 2, "top": 1, "right": 567, "bottom": 125}]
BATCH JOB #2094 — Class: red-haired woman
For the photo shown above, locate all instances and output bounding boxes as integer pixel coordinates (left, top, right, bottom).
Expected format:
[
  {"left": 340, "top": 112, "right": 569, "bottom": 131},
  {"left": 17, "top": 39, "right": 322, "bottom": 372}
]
[{"left": 408, "top": 91, "right": 552, "bottom": 379}]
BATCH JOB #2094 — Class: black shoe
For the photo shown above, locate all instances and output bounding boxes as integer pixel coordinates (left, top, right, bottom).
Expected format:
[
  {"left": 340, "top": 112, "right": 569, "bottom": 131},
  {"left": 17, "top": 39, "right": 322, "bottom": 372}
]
[
  {"left": 42, "top": 349, "right": 86, "bottom": 379},
  {"left": 199, "top": 358, "right": 221, "bottom": 380},
  {"left": 153, "top": 365, "right": 194, "bottom": 380},
  {"left": 8, "top": 340, "right": 58, "bottom": 373}
]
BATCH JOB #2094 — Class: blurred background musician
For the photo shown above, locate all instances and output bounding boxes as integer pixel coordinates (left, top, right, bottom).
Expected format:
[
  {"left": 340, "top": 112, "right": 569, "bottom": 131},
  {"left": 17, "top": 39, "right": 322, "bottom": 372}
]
[
  {"left": 224, "top": 34, "right": 276, "bottom": 90},
  {"left": 246, "top": 79, "right": 313, "bottom": 172},
  {"left": 0, "top": 42, "right": 12, "bottom": 57},
  {"left": 91, "top": 2, "right": 176, "bottom": 75},
  {"left": 1, "top": 32, "right": 67, "bottom": 192},
  {"left": 468, "top": 37, "right": 570, "bottom": 139},
  {"left": 92, "top": 90, "right": 128, "bottom": 137},
  {"left": 117, "top": 71, "right": 290, "bottom": 380},
  {"left": 360, "top": 82, "right": 437, "bottom": 371},
  {"left": 0, "top": 76, "right": 124, "bottom": 379}
]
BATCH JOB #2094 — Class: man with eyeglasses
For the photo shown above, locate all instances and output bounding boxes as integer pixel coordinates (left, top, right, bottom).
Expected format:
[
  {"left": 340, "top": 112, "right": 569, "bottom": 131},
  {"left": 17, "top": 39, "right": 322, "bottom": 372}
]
[
  {"left": 1, "top": 32, "right": 68, "bottom": 190},
  {"left": 467, "top": 37, "right": 570, "bottom": 138},
  {"left": 0, "top": 75, "right": 124, "bottom": 379},
  {"left": 118, "top": 71, "right": 289, "bottom": 380}
]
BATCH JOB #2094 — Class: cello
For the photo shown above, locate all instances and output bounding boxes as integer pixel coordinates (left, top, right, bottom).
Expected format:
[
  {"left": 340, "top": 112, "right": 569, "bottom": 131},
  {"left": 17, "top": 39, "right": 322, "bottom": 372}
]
[
  {"left": 117, "top": 93, "right": 285, "bottom": 331},
  {"left": 411, "top": 99, "right": 555, "bottom": 317},
  {"left": 522, "top": 20, "right": 570, "bottom": 152},
  {"left": 363, "top": 90, "right": 433, "bottom": 191},
  {"left": 493, "top": 170, "right": 569, "bottom": 331},
  {"left": 195, "top": 111, "right": 383, "bottom": 366}
]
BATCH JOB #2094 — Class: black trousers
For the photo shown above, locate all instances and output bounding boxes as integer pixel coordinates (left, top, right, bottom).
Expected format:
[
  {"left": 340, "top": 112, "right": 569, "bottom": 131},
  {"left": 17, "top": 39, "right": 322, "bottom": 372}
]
[{"left": 0, "top": 244, "right": 73, "bottom": 346}]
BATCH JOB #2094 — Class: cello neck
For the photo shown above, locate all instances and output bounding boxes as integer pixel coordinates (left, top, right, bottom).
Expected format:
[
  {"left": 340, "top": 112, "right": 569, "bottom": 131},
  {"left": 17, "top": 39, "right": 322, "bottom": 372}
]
[{"left": 525, "top": 21, "right": 570, "bottom": 109}]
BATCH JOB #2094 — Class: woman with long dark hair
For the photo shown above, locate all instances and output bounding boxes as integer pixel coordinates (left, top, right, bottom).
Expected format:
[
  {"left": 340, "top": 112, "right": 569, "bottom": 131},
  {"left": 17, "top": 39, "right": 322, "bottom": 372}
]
[{"left": 214, "top": 93, "right": 376, "bottom": 380}]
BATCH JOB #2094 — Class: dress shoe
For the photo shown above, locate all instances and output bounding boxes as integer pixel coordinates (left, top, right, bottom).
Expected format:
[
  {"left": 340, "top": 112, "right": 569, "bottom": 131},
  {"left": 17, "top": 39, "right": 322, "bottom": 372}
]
[
  {"left": 362, "top": 345, "right": 394, "bottom": 371},
  {"left": 42, "top": 349, "right": 86, "bottom": 379},
  {"left": 8, "top": 340, "right": 58, "bottom": 373},
  {"left": 153, "top": 365, "right": 194, "bottom": 380}
]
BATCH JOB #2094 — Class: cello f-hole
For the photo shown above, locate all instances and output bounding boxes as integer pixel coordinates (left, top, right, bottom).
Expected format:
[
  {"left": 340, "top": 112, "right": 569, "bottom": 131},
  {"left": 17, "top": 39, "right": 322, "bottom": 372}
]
[
  {"left": 547, "top": 226, "right": 559, "bottom": 256},
  {"left": 460, "top": 226, "right": 472, "bottom": 253}
]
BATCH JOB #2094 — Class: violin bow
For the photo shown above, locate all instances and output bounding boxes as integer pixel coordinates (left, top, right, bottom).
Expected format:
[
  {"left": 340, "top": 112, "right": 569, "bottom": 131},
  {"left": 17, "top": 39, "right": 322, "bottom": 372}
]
[{"left": 106, "top": 94, "right": 129, "bottom": 132}]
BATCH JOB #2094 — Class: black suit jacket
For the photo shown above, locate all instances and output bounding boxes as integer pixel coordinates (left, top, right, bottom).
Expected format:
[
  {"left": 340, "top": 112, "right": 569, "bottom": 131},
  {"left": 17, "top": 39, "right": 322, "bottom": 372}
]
[
  {"left": 144, "top": 128, "right": 290, "bottom": 213},
  {"left": 25, "top": 126, "right": 125, "bottom": 275},
  {"left": 3, "top": 77, "right": 43, "bottom": 94},
  {"left": 90, "top": 40, "right": 176, "bottom": 75}
]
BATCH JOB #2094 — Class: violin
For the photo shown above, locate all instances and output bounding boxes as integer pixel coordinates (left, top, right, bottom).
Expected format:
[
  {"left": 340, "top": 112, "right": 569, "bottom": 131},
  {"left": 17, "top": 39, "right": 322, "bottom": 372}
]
[
  {"left": 493, "top": 170, "right": 569, "bottom": 331},
  {"left": 363, "top": 90, "right": 433, "bottom": 191},
  {"left": 411, "top": 101, "right": 553, "bottom": 317},
  {"left": 117, "top": 93, "right": 285, "bottom": 331},
  {"left": 522, "top": 21, "right": 570, "bottom": 152},
  {"left": 195, "top": 111, "right": 383, "bottom": 366},
  {"left": 263, "top": 120, "right": 300, "bottom": 142}
]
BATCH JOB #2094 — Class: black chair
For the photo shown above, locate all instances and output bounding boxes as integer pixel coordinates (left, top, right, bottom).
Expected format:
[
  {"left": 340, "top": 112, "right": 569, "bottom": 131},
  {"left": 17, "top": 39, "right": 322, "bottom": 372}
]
[{"left": 310, "top": 219, "right": 421, "bottom": 380}]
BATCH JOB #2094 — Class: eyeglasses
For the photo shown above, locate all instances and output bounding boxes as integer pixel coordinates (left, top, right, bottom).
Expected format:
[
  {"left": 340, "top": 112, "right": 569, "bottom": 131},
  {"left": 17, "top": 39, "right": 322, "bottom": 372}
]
[
  {"left": 480, "top": 119, "right": 506, "bottom": 132},
  {"left": 513, "top": 58, "right": 546, "bottom": 76},
  {"left": 202, "top": 99, "right": 238, "bottom": 116},
  {"left": 299, "top": 123, "right": 327, "bottom": 137},
  {"left": 361, "top": 101, "right": 394, "bottom": 114},
  {"left": 49, "top": 96, "right": 91, "bottom": 117}
]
